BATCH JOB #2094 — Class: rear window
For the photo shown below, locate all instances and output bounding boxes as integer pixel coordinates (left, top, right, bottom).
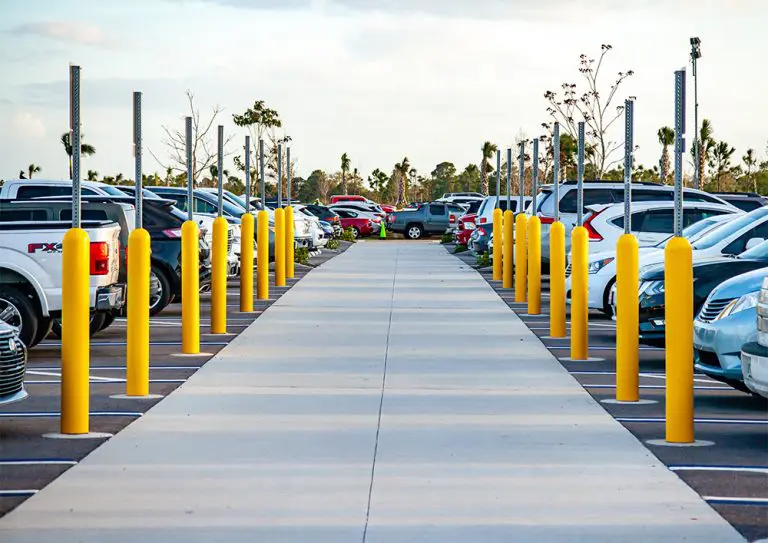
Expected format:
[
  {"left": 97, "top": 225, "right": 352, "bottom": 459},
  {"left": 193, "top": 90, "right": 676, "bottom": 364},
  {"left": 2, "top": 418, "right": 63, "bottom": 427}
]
[
  {"left": 429, "top": 204, "right": 447, "bottom": 215},
  {"left": 16, "top": 186, "right": 72, "bottom": 199},
  {"left": 559, "top": 188, "right": 613, "bottom": 213},
  {"left": 60, "top": 209, "right": 110, "bottom": 221},
  {"left": 730, "top": 199, "right": 762, "bottom": 212},
  {"left": 0, "top": 209, "right": 48, "bottom": 221}
]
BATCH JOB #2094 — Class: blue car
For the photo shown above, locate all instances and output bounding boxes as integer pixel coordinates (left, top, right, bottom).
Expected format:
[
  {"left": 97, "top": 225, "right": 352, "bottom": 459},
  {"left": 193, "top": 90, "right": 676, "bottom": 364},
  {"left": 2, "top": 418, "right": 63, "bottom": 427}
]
[{"left": 694, "top": 267, "right": 765, "bottom": 392}]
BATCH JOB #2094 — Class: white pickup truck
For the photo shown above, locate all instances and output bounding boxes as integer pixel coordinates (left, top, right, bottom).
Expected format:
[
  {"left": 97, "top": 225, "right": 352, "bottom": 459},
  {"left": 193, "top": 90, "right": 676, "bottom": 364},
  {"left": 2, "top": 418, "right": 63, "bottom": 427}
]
[{"left": 0, "top": 220, "right": 124, "bottom": 347}]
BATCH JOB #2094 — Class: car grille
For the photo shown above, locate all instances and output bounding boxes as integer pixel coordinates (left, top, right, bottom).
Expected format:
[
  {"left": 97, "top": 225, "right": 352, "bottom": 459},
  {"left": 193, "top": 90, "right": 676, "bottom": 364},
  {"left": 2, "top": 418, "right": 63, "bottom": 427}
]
[
  {"left": 0, "top": 334, "right": 25, "bottom": 397},
  {"left": 698, "top": 297, "right": 736, "bottom": 323},
  {"left": 565, "top": 263, "right": 572, "bottom": 277},
  {"left": 227, "top": 228, "right": 234, "bottom": 255}
]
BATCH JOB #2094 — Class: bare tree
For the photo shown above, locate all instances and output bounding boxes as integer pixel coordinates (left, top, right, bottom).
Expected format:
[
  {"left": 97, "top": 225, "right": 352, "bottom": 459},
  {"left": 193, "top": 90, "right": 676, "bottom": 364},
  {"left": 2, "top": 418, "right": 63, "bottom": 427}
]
[
  {"left": 232, "top": 100, "right": 282, "bottom": 196},
  {"left": 544, "top": 44, "right": 634, "bottom": 179},
  {"left": 149, "top": 91, "right": 233, "bottom": 183}
]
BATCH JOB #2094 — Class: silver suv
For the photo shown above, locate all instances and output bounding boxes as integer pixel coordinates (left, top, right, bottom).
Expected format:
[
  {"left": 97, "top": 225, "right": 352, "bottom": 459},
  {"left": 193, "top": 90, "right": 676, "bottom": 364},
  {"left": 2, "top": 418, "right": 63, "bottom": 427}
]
[{"left": 528, "top": 181, "right": 737, "bottom": 264}]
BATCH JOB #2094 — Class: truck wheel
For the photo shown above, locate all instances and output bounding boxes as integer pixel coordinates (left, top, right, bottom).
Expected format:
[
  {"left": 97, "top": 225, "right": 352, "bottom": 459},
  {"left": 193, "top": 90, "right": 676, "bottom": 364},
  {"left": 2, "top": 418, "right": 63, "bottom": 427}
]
[
  {"left": 0, "top": 286, "right": 39, "bottom": 348},
  {"left": 31, "top": 317, "right": 52, "bottom": 347},
  {"left": 406, "top": 224, "right": 423, "bottom": 240},
  {"left": 150, "top": 265, "right": 172, "bottom": 316},
  {"left": 50, "top": 313, "right": 108, "bottom": 340},
  {"left": 99, "top": 312, "right": 116, "bottom": 332}
]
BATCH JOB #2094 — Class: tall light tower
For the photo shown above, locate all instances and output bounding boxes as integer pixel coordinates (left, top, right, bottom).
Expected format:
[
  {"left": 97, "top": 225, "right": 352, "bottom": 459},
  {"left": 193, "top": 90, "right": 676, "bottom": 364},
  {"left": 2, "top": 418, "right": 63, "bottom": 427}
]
[{"left": 690, "top": 37, "right": 701, "bottom": 190}]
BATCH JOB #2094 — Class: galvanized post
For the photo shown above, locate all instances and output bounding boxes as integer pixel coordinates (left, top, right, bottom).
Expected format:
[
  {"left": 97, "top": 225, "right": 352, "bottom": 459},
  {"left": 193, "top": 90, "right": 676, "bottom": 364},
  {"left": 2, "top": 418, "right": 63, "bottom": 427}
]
[
  {"left": 623, "top": 100, "right": 634, "bottom": 235},
  {"left": 185, "top": 116, "right": 193, "bottom": 222},
  {"left": 217, "top": 125, "right": 224, "bottom": 217},
  {"left": 674, "top": 69, "right": 686, "bottom": 237},
  {"left": 277, "top": 143, "right": 283, "bottom": 208},
  {"left": 495, "top": 149, "right": 501, "bottom": 207},
  {"left": 532, "top": 138, "right": 539, "bottom": 212},
  {"left": 553, "top": 123, "right": 560, "bottom": 223},
  {"left": 286, "top": 147, "right": 291, "bottom": 206},
  {"left": 577, "top": 122, "right": 585, "bottom": 227},
  {"left": 259, "top": 138, "right": 265, "bottom": 207},
  {"left": 518, "top": 141, "right": 525, "bottom": 214},
  {"left": 245, "top": 135, "right": 251, "bottom": 211},
  {"left": 506, "top": 148, "right": 512, "bottom": 210},
  {"left": 69, "top": 65, "right": 81, "bottom": 228},
  {"left": 133, "top": 91, "right": 143, "bottom": 229}
]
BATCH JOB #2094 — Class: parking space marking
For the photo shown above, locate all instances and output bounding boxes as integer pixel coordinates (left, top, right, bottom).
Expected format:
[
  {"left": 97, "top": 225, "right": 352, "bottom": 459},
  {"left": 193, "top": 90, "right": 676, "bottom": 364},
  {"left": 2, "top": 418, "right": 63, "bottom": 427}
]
[
  {"left": 549, "top": 345, "right": 664, "bottom": 351},
  {"left": 584, "top": 384, "right": 730, "bottom": 391},
  {"left": 0, "top": 460, "right": 77, "bottom": 466},
  {"left": 30, "top": 366, "right": 201, "bottom": 371},
  {"left": 0, "top": 411, "right": 142, "bottom": 418},
  {"left": 25, "top": 379, "right": 187, "bottom": 385},
  {"left": 26, "top": 370, "right": 122, "bottom": 383},
  {"left": 616, "top": 417, "right": 768, "bottom": 425},
  {"left": 40, "top": 341, "right": 229, "bottom": 347},
  {"left": 670, "top": 466, "right": 768, "bottom": 474},
  {"left": 704, "top": 497, "right": 768, "bottom": 506},
  {"left": 0, "top": 490, "right": 37, "bottom": 497}
]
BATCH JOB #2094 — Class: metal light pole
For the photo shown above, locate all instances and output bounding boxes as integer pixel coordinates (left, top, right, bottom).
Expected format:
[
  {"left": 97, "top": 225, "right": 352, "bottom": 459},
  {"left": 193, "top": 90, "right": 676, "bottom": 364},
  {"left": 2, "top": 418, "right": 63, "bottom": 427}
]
[
  {"left": 690, "top": 37, "right": 701, "bottom": 191},
  {"left": 623, "top": 100, "right": 634, "bottom": 234},
  {"left": 181, "top": 115, "right": 200, "bottom": 354},
  {"left": 217, "top": 126, "right": 224, "bottom": 217},
  {"left": 518, "top": 142, "right": 525, "bottom": 215},
  {"left": 277, "top": 143, "right": 283, "bottom": 208},
  {"left": 665, "top": 68, "right": 694, "bottom": 444},
  {"left": 245, "top": 136, "right": 251, "bottom": 210},
  {"left": 528, "top": 138, "right": 541, "bottom": 315}
]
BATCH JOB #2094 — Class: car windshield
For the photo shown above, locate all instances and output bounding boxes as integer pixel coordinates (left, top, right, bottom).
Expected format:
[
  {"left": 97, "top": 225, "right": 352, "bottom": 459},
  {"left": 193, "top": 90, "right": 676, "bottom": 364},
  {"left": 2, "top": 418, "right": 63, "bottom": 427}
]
[
  {"left": 692, "top": 208, "right": 768, "bottom": 250},
  {"left": 654, "top": 215, "right": 731, "bottom": 247},
  {"left": 99, "top": 185, "right": 128, "bottom": 196},
  {"left": 224, "top": 192, "right": 251, "bottom": 210},
  {"left": 739, "top": 239, "right": 768, "bottom": 260}
]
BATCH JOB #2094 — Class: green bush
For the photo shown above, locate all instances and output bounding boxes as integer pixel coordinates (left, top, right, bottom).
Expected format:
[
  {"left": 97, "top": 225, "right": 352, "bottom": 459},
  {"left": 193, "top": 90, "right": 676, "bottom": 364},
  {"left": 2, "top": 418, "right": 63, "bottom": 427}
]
[
  {"left": 294, "top": 247, "right": 310, "bottom": 265},
  {"left": 440, "top": 232, "right": 454, "bottom": 244},
  {"left": 476, "top": 252, "right": 491, "bottom": 268},
  {"left": 327, "top": 238, "right": 340, "bottom": 250},
  {"left": 453, "top": 244, "right": 468, "bottom": 253},
  {"left": 341, "top": 227, "right": 357, "bottom": 242}
]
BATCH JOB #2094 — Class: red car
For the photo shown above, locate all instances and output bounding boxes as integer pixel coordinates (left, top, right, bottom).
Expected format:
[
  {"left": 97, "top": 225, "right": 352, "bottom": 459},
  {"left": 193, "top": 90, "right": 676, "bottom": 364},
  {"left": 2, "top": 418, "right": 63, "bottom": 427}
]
[
  {"left": 330, "top": 195, "right": 368, "bottom": 204},
  {"left": 455, "top": 213, "right": 477, "bottom": 245},
  {"left": 335, "top": 208, "right": 375, "bottom": 238}
]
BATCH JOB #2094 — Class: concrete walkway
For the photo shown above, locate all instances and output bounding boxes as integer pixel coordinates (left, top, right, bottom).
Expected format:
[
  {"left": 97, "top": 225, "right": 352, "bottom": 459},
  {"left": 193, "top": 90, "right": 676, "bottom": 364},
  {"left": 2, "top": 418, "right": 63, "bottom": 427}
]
[{"left": 0, "top": 241, "right": 744, "bottom": 542}]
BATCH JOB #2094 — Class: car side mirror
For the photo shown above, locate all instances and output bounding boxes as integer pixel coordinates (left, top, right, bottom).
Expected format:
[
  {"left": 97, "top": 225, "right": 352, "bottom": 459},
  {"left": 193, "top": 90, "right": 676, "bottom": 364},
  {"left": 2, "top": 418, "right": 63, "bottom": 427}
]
[{"left": 746, "top": 237, "right": 765, "bottom": 250}]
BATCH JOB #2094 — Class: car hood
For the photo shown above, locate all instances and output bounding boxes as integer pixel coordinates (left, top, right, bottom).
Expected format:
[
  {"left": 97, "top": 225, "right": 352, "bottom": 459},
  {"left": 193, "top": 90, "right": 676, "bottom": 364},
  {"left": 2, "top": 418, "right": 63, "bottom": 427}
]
[
  {"left": 590, "top": 247, "right": 661, "bottom": 264},
  {"left": 640, "top": 256, "right": 768, "bottom": 282},
  {"left": 707, "top": 266, "right": 768, "bottom": 299}
]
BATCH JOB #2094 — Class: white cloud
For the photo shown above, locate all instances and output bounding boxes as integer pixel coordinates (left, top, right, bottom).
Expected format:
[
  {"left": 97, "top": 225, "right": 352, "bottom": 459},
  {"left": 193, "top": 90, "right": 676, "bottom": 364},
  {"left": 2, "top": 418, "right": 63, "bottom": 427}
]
[
  {"left": 14, "top": 21, "right": 107, "bottom": 46},
  {"left": 12, "top": 111, "right": 46, "bottom": 140}
]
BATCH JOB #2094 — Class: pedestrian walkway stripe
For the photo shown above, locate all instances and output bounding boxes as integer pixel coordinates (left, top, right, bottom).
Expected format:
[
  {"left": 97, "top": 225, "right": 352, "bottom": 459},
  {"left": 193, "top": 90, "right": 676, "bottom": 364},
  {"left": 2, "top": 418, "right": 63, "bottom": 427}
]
[
  {"left": 0, "top": 411, "right": 142, "bottom": 418},
  {"left": 704, "top": 496, "right": 768, "bottom": 506},
  {"left": 670, "top": 465, "right": 768, "bottom": 474},
  {"left": 616, "top": 417, "right": 767, "bottom": 425},
  {"left": 0, "top": 490, "right": 37, "bottom": 497},
  {"left": 0, "top": 459, "right": 77, "bottom": 466}
]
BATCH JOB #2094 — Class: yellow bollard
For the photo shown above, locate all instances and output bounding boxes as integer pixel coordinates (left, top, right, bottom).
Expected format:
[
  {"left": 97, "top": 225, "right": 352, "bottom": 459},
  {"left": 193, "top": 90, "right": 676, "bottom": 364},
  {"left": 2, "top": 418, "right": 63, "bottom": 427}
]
[
  {"left": 527, "top": 216, "right": 541, "bottom": 315},
  {"left": 211, "top": 216, "right": 228, "bottom": 334},
  {"left": 570, "top": 226, "right": 589, "bottom": 361},
  {"left": 240, "top": 213, "right": 254, "bottom": 312},
  {"left": 61, "top": 228, "right": 90, "bottom": 434},
  {"left": 665, "top": 236, "right": 694, "bottom": 443},
  {"left": 274, "top": 207, "right": 286, "bottom": 287},
  {"left": 616, "top": 233, "right": 639, "bottom": 401},
  {"left": 492, "top": 207, "right": 502, "bottom": 281},
  {"left": 549, "top": 221, "right": 566, "bottom": 337},
  {"left": 257, "top": 210, "right": 269, "bottom": 300},
  {"left": 515, "top": 213, "right": 528, "bottom": 302},
  {"left": 181, "top": 220, "right": 200, "bottom": 354},
  {"left": 502, "top": 210, "right": 513, "bottom": 289},
  {"left": 126, "top": 228, "right": 150, "bottom": 396},
  {"left": 285, "top": 206, "right": 295, "bottom": 279}
]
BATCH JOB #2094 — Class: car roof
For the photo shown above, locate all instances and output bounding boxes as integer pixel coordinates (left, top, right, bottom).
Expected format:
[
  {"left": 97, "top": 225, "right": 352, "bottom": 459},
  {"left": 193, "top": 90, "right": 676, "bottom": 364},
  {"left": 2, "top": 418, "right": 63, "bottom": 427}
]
[{"left": 589, "top": 200, "right": 736, "bottom": 215}]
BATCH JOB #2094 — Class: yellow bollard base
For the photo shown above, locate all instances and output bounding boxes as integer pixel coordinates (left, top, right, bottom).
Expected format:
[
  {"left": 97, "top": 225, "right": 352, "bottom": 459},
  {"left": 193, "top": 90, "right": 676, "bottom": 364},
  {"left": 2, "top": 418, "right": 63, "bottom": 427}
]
[
  {"left": 110, "top": 393, "right": 164, "bottom": 400},
  {"left": 172, "top": 352, "right": 214, "bottom": 358},
  {"left": 600, "top": 398, "right": 657, "bottom": 405},
  {"left": 557, "top": 356, "right": 606, "bottom": 363},
  {"left": 645, "top": 438, "right": 714, "bottom": 448},
  {"left": 44, "top": 432, "right": 113, "bottom": 440}
]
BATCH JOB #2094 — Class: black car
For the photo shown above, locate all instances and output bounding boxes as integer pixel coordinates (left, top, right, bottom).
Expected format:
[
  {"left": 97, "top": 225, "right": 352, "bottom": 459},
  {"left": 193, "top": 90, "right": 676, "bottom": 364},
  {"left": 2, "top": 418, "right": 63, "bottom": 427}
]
[
  {"left": 713, "top": 192, "right": 768, "bottom": 212},
  {"left": 637, "top": 240, "right": 768, "bottom": 345},
  {"left": 302, "top": 204, "right": 342, "bottom": 236}
]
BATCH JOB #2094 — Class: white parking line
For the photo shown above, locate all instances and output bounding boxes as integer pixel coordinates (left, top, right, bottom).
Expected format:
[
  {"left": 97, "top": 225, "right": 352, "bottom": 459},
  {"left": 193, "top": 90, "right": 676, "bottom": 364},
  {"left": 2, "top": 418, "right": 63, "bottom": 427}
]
[
  {"left": 549, "top": 345, "right": 664, "bottom": 351},
  {"left": 704, "top": 496, "right": 768, "bottom": 505},
  {"left": 616, "top": 417, "right": 768, "bottom": 425},
  {"left": 670, "top": 465, "right": 768, "bottom": 474},
  {"left": 26, "top": 370, "right": 122, "bottom": 383},
  {"left": 0, "top": 412, "right": 142, "bottom": 418},
  {"left": 584, "top": 384, "right": 730, "bottom": 391},
  {"left": 40, "top": 341, "right": 228, "bottom": 347},
  {"left": 30, "top": 366, "right": 201, "bottom": 371},
  {"left": 0, "top": 460, "right": 77, "bottom": 466},
  {"left": 25, "top": 379, "right": 187, "bottom": 385}
]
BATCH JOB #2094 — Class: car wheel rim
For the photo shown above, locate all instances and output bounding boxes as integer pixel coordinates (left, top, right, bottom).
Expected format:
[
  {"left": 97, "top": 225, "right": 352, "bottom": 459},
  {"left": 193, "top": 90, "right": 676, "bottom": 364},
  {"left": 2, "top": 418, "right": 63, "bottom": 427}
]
[
  {"left": 409, "top": 227, "right": 419, "bottom": 238},
  {"left": 149, "top": 271, "right": 163, "bottom": 310},
  {"left": 0, "top": 298, "right": 22, "bottom": 329}
]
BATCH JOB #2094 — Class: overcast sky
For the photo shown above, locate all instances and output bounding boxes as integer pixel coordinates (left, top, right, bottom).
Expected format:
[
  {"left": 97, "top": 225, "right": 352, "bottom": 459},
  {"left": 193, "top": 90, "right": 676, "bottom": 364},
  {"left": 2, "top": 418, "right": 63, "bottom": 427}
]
[{"left": 0, "top": 0, "right": 765, "bottom": 182}]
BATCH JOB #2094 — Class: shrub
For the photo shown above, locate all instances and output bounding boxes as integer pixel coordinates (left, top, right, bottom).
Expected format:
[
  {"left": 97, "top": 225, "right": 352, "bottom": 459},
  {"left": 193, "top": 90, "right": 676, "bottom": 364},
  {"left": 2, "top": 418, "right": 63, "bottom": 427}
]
[
  {"left": 327, "top": 238, "right": 340, "bottom": 250},
  {"left": 475, "top": 252, "right": 491, "bottom": 268},
  {"left": 294, "top": 247, "right": 310, "bottom": 265},
  {"left": 440, "top": 232, "right": 454, "bottom": 244},
  {"left": 453, "top": 244, "right": 468, "bottom": 253},
  {"left": 341, "top": 227, "right": 357, "bottom": 242}
]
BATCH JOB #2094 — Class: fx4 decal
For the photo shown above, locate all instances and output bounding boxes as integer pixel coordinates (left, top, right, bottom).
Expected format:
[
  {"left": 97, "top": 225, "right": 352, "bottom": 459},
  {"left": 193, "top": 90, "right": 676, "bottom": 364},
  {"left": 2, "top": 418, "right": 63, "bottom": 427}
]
[{"left": 28, "top": 242, "right": 63, "bottom": 254}]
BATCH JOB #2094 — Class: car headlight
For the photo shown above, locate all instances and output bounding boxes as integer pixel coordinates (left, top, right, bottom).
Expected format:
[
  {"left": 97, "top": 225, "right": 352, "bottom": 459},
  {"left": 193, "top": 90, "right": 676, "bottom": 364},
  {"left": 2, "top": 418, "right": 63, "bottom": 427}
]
[
  {"left": 588, "top": 257, "right": 614, "bottom": 274},
  {"left": 715, "top": 291, "right": 759, "bottom": 320},
  {"left": 639, "top": 280, "right": 664, "bottom": 296}
]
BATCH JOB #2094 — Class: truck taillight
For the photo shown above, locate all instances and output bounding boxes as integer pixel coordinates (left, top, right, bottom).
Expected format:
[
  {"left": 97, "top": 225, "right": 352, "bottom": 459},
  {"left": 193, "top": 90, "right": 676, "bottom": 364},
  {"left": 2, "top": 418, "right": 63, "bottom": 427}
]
[
  {"left": 90, "top": 242, "right": 110, "bottom": 275},
  {"left": 478, "top": 217, "right": 487, "bottom": 224},
  {"left": 449, "top": 214, "right": 456, "bottom": 222}
]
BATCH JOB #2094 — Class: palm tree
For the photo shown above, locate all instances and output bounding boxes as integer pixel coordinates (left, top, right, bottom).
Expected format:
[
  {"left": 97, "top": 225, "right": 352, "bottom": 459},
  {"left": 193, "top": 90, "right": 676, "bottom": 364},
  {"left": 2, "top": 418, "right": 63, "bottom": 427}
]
[
  {"left": 340, "top": 153, "right": 350, "bottom": 195},
  {"left": 692, "top": 119, "right": 714, "bottom": 187},
  {"left": 27, "top": 164, "right": 41, "bottom": 179},
  {"left": 393, "top": 157, "right": 410, "bottom": 207},
  {"left": 60, "top": 132, "right": 96, "bottom": 180},
  {"left": 480, "top": 141, "right": 497, "bottom": 196},
  {"left": 743, "top": 148, "right": 757, "bottom": 193},
  {"left": 18, "top": 170, "right": 26, "bottom": 179},
  {"left": 657, "top": 127, "right": 674, "bottom": 184},
  {"left": 86, "top": 169, "right": 99, "bottom": 181},
  {"left": 709, "top": 140, "right": 735, "bottom": 192},
  {"left": 165, "top": 167, "right": 174, "bottom": 187}
]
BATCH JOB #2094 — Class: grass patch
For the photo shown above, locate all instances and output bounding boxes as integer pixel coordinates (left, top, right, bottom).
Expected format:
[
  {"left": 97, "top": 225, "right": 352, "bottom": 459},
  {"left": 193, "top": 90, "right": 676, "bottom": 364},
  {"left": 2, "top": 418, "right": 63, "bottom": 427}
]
[
  {"left": 440, "top": 232, "right": 454, "bottom": 244},
  {"left": 453, "top": 244, "right": 468, "bottom": 253},
  {"left": 475, "top": 252, "right": 491, "bottom": 268},
  {"left": 294, "top": 246, "right": 310, "bottom": 265}
]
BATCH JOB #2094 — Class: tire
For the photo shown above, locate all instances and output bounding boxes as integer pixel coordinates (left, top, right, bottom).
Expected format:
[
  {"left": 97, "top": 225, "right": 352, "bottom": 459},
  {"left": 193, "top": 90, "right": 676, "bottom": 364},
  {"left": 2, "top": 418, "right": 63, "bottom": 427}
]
[
  {"left": 31, "top": 317, "right": 52, "bottom": 347},
  {"left": 406, "top": 224, "right": 423, "bottom": 240},
  {"left": 50, "top": 313, "right": 108, "bottom": 340},
  {"left": 99, "top": 312, "right": 116, "bottom": 332},
  {"left": 351, "top": 227, "right": 361, "bottom": 239},
  {"left": 602, "top": 277, "right": 617, "bottom": 315},
  {"left": 0, "top": 286, "right": 40, "bottom": 348},
  {"left": 150, "top": 265, "right": 172, "bottom": 316}
]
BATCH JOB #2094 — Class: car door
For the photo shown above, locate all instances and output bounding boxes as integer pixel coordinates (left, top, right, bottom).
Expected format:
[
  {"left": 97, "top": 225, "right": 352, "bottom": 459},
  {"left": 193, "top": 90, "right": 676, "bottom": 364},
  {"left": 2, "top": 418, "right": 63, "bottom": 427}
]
[
  {"left": 722, "top": 220, "right": 768, "bottom": 255},
  {"left": 636, "top": 209, "right": 675, "bottom": 244},
  {"left": 426, "top": 204, "right": 448, "bottom": 232}
]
